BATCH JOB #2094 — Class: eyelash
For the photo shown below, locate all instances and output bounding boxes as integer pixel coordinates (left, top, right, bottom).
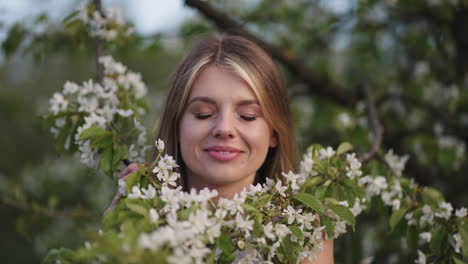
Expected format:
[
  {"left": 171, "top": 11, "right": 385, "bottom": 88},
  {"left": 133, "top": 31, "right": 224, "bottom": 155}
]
[{"left": 193, "top": 114, "right": 256, "bottom": 121}]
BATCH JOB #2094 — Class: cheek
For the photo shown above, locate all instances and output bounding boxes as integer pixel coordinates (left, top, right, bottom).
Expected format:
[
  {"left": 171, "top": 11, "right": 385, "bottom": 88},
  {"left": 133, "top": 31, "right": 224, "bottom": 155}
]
[
  {"left": 244, "top": 122, "right": 273, "bottom": 154},
  {"left": 179, "top": 117, "right": 209, "bottom": 149}
]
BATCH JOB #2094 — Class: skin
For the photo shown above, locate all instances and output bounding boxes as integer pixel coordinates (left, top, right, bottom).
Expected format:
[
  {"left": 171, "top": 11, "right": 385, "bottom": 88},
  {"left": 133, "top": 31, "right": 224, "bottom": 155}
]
[{"left": 178, "top": 65, "right": 277, "bottom": 199}]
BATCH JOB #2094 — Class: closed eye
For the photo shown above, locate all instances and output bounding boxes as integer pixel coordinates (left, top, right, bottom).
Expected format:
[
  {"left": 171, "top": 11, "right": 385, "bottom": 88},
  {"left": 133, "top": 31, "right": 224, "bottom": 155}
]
[
  {"left": 240, "top": 115, "right": 256, "bottom": 121},
  {"left": 194, "top": 113, "right": 212, "bottom": 120}
]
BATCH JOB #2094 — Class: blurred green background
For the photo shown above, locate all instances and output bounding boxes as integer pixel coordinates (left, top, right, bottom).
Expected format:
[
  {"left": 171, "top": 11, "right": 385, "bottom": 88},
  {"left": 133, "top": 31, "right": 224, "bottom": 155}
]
[{"left": 1, "top": 0, "right": 467, "bottom": 263}]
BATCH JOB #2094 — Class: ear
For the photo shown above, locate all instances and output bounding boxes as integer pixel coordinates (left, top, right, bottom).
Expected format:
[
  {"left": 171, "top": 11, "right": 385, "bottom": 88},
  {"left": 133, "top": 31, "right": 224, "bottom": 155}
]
[{"left": 269, "top": 130, "right": 278, "bottom": 148}]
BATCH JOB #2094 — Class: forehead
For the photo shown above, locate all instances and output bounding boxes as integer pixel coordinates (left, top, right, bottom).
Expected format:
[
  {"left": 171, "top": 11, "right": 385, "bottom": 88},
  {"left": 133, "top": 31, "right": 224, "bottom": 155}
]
[{"left": 188, "top": 65, "right": 258, "bottom": 101}]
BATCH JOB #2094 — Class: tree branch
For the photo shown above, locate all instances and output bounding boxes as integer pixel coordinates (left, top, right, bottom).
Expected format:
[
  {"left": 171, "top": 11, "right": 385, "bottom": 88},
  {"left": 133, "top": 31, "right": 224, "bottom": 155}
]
[
  {"left": 358, "top": 86, "right": 383, "bottom": 162},
  {"left": 184, "top": 0, "right": 357, "bottom": 107}
]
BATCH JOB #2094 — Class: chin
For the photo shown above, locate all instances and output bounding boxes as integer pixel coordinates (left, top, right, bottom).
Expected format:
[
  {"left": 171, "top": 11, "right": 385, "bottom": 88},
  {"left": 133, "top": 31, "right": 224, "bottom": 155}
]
[{"left": 200, "top": 170, "right": 252, "bottom": 187}]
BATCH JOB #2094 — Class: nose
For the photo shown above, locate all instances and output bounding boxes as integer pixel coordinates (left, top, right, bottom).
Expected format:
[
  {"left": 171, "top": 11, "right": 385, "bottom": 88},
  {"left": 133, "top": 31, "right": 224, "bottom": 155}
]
[{"left": 212, "top": 111, "right": 235, "bottom": 139}]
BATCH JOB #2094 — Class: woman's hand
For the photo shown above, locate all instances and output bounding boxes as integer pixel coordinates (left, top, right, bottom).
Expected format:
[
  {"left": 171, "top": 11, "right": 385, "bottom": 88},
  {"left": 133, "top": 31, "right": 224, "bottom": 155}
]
[{"left": 103, "top": 163, "right": 139, "bottom": 215}]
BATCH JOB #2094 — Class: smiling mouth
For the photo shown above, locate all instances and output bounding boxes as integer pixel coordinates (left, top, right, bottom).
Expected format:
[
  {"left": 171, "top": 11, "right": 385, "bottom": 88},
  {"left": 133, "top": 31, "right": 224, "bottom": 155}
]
[
  {"left": 206, "top": 150, "right": 241, "bottom": 161},
  {"left": 204, "top": 146, "right": 242, "bottom": 161}
]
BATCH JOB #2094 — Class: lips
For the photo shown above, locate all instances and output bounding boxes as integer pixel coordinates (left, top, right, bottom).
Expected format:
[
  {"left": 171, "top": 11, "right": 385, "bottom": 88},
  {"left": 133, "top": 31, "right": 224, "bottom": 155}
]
[{"left": 204, "top": 145, "right": 242, "bottom": 161}]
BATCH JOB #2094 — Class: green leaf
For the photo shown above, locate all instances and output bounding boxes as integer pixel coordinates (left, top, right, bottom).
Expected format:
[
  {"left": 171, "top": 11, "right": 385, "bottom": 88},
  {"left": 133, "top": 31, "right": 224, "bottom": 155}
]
[
  {"left": 280, "top": 235, "right": 297, "bottom": 264},
  {"left": 289, "top": 225, "right": 304, "bottom": 241},
  {"left": 293, "top": 193, "right": 324, "bottom": 214},
  {"left": 300, "top": 176, "right": 324, "bottom": 193},
  {"left": 217, "top": 251, "right": 237, "bottom": 264},
  {"left": 341, "top": 178, "right": 365, "bottom": 198},
  {"left": 216, "top": 234, "right": 236, "bottom": 264},
  {"left": 113, "top": 144, "right": 128, "bottom": 168},
  {"left": 217, "top": 234, "right": 234, "bottom": 253},
  {"left": 90, "top": 134, "right": 113, "bottom": 148},
  {"left": 180, "top": 206, "right": 198, "bottom": 220},
  {"left": 42, "top": 248, "right": 76, "bottom": 264},
  {"left": 421, "top": 187, "right": 444, "bottom": 208},
  {"left": 251, "top": 193, "right": 273, "bottom": 208},
  {"left": 430, "top": 225, "right": 448, "bottom": 255},
  {"left": 321, "top": 216, "right": 335, "bottom": 239},
  {"left": 126, "top": 171, "right": 140, "bottom": 194},
  {"left": 63, "top": 10, "right": 79, "bottom": 23},
  {"left": 458, "top": 220, "right": 468, "bottom": 255},
  {"left": 337, "top": 142, "right": 353, "bottom": 155},
  {"left": 125, "top": 200, "right": 148, "bottom": 216},
  {"left": 407, "top": 225, "right": 418, "bottom": 250},
  {"left": 242, "top": 203, "right": 260, "bottom": 214},
  {"left": 390, "top": 207, "right": 408, "bottom": 231},
  {"left": 327, "top": 203, "right": 356, "bottom": 228},
  {"left": 314, "top": 185, "right": 330, "bottom": 199},
  {"left": 100, "top": 147, "right": 113, "bottom": 176},
  {"left": 79, "top": 126, "right": 110, "bottom": 141},
  {"left": 2, "top": 23, "right": 28, "bottom": 58},
  {"left": 253, "top": 215, "right": 263, "bottom": 237},
  {"left": 452, "top": 256, "right": 465, "bottom": 264}
]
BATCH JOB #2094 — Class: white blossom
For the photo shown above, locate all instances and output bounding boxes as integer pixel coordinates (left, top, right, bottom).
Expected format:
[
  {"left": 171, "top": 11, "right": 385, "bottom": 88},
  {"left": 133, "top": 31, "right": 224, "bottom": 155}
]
[
  {"left": 350, "top": 198, "right": 367, "bottom": 216},
  {"left": 127, "top": 185, "right": 142, "bottom": 199},
  {"left": 414, "top": 250, "right": 426, "bottom": 264},
  {"left": 435, "top": 202, "right": 453, "bottom": 220},
  {"left": 309, "top": 226, "right": 326, "bottom": 243},
  {"left": 267, "top": 241, "right": 281, "bottom": 261},
  {"left": 297, "top": 212, "right": 316, "bottom": 230},
  {"left": 275, "top": 180, "right": 288, "bottom": 197},
  {"left": 319, "top": 147, "right": 336, "bottom": 160},
  {"left": 346, "top": 153, "right": 362, "bottom": 180},
  {"left": 338, "top": 200, "right": 349, "bottom": 207},
  {"left": 360, "top": 175, "right": 388, "bottom": 198},
  {"left": 420, "top": 205, "right": 434, "bottom": 226},
  {"left": 419, "top": 232, "right": 431, "bottom": 243},
  {"left": 237, "top": 240, "right": 245, "bottom": 250},
  {"left": 274, "top": 224, "right": 291, "bottom": 240},
  {"left": 117, "top": 109, "right": 133, "bottom": 117},
  {"left": 282, "top": 171, "right": 305, "bottom": 192},
  {"left": 405, "top": 212, "right": 417, "bottom": 226},
  {"left": 300, "top": 150, "right": 318, "bottom": 176},
  {"left": 49, "top": 93, "right": 69, "bottom": 114},
  {"left": 263, "top": 222, "right": 276, "bottom": 240},
  {"left": 118, "top": 178, "right": 127, "bottom": 196},
  {"left": 284, "top": 205, "right": 303, "bottom": 225},
  {"left": 455, "top": 207, "right": 467, "bottom": 218},
  {"left": 334, "top": 221, "right": 347, "bottom": 238},
  {"left": 384, "top": 149, "right": 409, "bottom": 177},
  {"left": 149, "top": 208, "right": 159, "bottom": 223},
  {"left": 451, "top": 233, "right": 462, "bottom": 253},
  {"left": 235, "top": 213, "right": 254, "bottom": 237},
  {"left": 206, "top": 224, "right": 221, "bottom": 244},
  {"left": 155, "top": 139, "right": 165, "bottom": 152}
]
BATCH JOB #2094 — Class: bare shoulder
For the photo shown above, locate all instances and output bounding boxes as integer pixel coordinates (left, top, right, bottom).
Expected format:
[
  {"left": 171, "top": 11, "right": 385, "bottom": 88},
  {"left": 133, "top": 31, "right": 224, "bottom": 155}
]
[{"left": 301, "top": 239, "right": 334, "bottom": 264}]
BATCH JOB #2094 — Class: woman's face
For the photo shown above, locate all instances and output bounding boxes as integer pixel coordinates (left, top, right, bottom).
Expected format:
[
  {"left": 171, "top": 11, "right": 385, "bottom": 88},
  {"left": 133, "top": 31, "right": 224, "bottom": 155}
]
[{"left": 179, "top": 65, "right": 277, "bottom": 195}]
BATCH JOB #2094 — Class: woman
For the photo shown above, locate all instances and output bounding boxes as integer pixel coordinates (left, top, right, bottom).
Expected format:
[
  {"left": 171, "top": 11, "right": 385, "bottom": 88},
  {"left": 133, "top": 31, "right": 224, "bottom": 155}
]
[{"left": 121, "top": 35, "right": 333, "bottom": 263}]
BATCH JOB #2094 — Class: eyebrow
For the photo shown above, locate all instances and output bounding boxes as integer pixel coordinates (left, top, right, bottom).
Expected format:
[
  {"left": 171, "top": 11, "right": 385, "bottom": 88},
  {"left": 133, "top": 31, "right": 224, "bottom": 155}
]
[{"left": 187, "top": 96, "right": 260, "bottom": 106}]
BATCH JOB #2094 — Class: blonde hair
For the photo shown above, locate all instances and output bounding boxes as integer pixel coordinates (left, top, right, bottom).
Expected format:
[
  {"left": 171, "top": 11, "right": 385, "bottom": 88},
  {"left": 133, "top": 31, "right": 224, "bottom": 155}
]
[{"left": 157, "top": 34, "right": 297, "bottom": 188}]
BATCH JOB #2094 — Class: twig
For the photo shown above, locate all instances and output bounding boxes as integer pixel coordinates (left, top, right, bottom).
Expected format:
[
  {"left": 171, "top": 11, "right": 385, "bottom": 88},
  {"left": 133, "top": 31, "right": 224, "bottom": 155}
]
[
  {"left": 358, "top": 86, "right": 383, "bottom": 162},
  {"left": 184, "top": 0, "right": 356, "bottom": 107},
  {"left": 94, "top": 0, "right": 104, "bottom": 84}
]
